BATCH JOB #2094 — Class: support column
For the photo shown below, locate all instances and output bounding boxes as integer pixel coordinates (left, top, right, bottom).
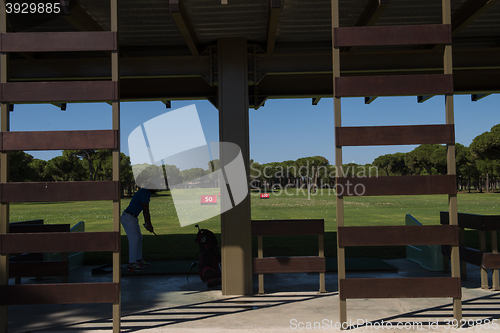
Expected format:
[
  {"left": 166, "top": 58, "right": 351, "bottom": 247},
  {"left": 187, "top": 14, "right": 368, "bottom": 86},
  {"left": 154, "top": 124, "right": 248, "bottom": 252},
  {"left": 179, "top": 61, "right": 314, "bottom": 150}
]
[
  {"left": 217, "top": 37, "right": 252, "bottom": 295},
  {"left": 111, "top": 0, "right": 121, "bottom": 331},
  {"left": 331, "top": 0, "right": 346, "bottom": 327},
  {"left": 0, "top": 2, "right": 9, "bottom": 332},
  {"left": 443, "top": 0, "right": 462, "bottom": 321}
]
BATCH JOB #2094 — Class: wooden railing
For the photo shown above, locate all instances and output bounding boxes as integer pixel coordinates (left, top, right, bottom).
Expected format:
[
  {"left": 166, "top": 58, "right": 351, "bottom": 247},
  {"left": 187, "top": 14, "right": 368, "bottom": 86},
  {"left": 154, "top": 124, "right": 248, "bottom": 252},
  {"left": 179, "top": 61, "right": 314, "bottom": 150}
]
[{"left": 251, "top": 219, "right": 326, "bottom": 294}]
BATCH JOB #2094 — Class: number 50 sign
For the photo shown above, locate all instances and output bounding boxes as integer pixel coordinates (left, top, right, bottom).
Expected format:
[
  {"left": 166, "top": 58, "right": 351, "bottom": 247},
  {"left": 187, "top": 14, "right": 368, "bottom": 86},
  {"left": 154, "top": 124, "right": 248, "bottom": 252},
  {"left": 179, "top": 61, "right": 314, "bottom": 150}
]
[{"left": 201, "top": 195, "right": 218, "bottom": 205}]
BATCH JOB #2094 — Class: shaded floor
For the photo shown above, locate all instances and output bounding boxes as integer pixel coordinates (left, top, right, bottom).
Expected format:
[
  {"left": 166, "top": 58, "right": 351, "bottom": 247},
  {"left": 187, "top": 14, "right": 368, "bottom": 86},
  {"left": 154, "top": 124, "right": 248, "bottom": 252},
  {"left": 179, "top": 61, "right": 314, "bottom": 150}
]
[{"left": 7, "top": 259, "right": 500, "bottom": 332}]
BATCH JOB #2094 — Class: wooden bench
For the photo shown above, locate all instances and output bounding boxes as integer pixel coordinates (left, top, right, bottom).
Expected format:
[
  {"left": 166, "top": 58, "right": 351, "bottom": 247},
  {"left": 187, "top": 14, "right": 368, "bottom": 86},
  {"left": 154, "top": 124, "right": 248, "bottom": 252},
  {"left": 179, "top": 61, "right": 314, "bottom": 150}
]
[
  {"left": 441, "top": 212, "right": 500, "bottom": 290},
  {"left": 9, "top": 220, "right": 70, "bottom": 284},
  {"left": 251, "top": 219, "right": 326, "bottom": 294}
]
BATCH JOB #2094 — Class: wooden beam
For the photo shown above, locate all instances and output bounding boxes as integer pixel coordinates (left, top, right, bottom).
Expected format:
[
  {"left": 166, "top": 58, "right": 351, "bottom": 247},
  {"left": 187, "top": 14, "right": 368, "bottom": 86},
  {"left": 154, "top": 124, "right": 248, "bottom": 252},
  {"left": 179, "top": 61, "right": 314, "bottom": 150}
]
[
  {"left": 336, "top": 124, "right": 455, "bottom": 146},
  {"left": 0, "top": 181, "right": 119, "bottom": 202},
  {"left": 356, "top": 0, "right": 390, "bottom": 27},
  {"left": 0, "top": 32, "right": 117, "bottom": 52},
  {"left": 338, "top": 225, "right": 459, "bottom": 247},
  {"left": 0, "top": 283, "right": 119, "bottom": 305},
  {"left": 1, "top": 81, "right": 118, "bottom": 103},
  {"left": 335, "top": 74, "right": 454, "bottom": 97},
  {"left": 0, "top": 232, "right": 119, "bottom": 253},
  {"left": 64, "top": 3, "right": 104, "bottom": 31},
  {"left": 9, "top": 262, "right": 69, "bottom": 278},
  {"left": 253, "top": 257, "right": 326, "bottom": 274},
  {"left": 169, "top": 0, "right": 200, "bottom": 56},
  {"left": 252, "top": 219, "right": 324, "bottom": 236},
  {"left": 336, "top": 175, "right": 457, "bottom": 196},
  {"left": 51, "top": 103, "right": 67, "bottom": 110},
  {"left": 344, "top": 0, "right": 389, "bottom": 52},
  {"left": 0, "top": 130, "right": 118, "bottom": 151},
  {"left": 340, "top": 277, "right": 461, "bottom": 299},
  {"left": 364, "top": 96, "right": 377, "bottom": 104},
  {"left": 417, "top": 95, "right": 435, "bottom": 103},
  {"left": 452, "top": 0, "right": 500, "bottom": 37},
  {"left": 334, "top": 24, "right": 451, "bottom": 47},
  {"left": 266, "top": 0, "right": 281, "bottom": 55},
  {"left": 471, "top": 93, "right": 491, "bottom": 101}
]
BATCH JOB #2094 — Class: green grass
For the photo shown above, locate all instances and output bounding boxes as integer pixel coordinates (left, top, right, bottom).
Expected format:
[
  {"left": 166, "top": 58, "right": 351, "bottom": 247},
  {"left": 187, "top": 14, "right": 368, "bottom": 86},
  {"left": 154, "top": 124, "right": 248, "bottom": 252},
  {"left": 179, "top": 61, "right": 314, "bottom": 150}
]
[{"left": 8, "top": 190, "right": 500, "bottom": 264}]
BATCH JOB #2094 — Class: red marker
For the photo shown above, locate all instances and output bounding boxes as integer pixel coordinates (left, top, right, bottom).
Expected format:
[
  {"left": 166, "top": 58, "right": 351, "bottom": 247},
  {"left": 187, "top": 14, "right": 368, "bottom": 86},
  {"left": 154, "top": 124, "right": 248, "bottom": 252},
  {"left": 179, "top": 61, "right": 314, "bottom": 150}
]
[{"left": 201, "top": 195, "right": 218, "bottom": 204}]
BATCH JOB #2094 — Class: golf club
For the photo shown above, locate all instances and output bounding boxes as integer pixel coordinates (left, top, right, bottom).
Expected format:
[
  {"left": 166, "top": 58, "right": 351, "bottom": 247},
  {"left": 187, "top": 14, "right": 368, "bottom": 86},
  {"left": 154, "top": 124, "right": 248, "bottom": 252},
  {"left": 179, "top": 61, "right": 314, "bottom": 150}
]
[{"left": 144, "top": 223, "right": 180, "bottom": 255}]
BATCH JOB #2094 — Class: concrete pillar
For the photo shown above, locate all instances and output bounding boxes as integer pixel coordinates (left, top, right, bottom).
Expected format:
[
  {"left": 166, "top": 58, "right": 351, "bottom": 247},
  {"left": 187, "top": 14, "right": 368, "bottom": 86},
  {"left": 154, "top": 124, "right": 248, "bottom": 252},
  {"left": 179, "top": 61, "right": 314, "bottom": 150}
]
[{"left": 217, "top": 37, "right": 253, "bottom": 295}]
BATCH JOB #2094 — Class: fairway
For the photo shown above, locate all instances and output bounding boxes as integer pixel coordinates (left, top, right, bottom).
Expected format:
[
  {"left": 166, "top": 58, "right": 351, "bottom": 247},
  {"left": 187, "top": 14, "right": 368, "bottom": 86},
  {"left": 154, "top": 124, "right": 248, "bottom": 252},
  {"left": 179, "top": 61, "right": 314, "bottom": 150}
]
[
  {"left": 9, "top": 190, "right": 500, "bottom": 233},
  {"left": 9, "top": 190, "right": 500, "bottom": 263}
]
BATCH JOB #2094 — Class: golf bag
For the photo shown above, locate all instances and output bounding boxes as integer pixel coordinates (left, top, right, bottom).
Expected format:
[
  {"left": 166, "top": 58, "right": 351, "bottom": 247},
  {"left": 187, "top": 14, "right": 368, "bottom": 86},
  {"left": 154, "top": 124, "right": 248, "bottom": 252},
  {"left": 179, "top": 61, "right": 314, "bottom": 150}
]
[{"left": 195, "top": 228, "right": 221, "bottom": 287}]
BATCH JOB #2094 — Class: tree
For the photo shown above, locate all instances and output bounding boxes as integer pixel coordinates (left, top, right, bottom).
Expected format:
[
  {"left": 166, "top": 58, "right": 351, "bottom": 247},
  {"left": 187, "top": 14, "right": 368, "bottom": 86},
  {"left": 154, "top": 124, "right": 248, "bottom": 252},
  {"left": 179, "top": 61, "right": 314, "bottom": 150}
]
[
  {"left": 470, "top": 124, "right": 500, "bottom": 160},
  {"left": 163, "top": 164, "right": 183, "bottom": 189},
  {"left": 45, "top": 155, "right": 85, "bottom": 181},
  {"left": 429, "top": 145, "right": 448, "bottom": 175},
  {"left": 65, "top": 149, "right": 112, "bottom": 181},
  {"left": 405, "top": 144, "right": 441, "bottom": 175},
  {"left": 101, "top": 153, "right": 135, "bottom": 195},
  {"left": 372, "top": 154, "right": 392, "bottom": 176},
  {"left": 470, "top": 124, "right": 500, "bottom": 192},
  {"left": 9, "top": 151, "right": 37, "bottom": 182},
  {"left": 29, "top": 158, "right": 49, "bottom": 181}
]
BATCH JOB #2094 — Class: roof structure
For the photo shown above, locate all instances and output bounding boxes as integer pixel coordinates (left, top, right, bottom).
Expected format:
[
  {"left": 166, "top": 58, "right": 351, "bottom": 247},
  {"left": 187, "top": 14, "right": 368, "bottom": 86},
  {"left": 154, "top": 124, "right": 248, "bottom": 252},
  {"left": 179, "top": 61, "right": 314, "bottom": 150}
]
[{"left": 5, "top": 0, "right": 500, "bottom": 107}]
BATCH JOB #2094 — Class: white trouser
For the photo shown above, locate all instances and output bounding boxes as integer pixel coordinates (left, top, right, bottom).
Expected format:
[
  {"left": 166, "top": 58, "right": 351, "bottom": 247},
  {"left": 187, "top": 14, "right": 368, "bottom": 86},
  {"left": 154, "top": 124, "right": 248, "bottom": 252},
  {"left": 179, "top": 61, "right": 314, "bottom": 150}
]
[{"left": 121, "top": 212, "right": 143, "bottom": 264}]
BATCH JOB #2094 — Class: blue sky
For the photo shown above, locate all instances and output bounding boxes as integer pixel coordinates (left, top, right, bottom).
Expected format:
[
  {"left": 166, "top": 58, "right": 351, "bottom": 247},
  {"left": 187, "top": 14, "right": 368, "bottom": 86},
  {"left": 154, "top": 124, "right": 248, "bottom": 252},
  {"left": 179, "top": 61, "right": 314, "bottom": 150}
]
[{"left": 8, "top": 93, "right": 500, "bottom": 166}]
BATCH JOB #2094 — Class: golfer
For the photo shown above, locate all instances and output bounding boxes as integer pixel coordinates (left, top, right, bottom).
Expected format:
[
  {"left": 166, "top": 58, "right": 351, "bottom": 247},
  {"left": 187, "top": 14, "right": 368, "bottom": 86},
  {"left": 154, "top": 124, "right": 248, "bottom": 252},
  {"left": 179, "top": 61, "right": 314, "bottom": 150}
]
[{"left": 121, "top": 187, "right": 158, "bottom": 272}]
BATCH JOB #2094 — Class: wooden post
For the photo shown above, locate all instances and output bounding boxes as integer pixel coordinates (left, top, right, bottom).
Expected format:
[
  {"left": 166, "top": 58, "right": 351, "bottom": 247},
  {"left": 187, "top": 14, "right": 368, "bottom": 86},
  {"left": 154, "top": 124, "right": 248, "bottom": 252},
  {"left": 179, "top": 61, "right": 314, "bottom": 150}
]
[
  {"left": 111, "top": 0, "right": 121, "bottom": 331},
  {"left": 459, "top": 227, "right": 467, "bottom": 280},
  {"left": 479, "top": 230, "right": 489, "bottom": 289},
  {"left": 443, "top": 0, "right": 462, "bottom": 321},
  {"left": 0, "top": 2, "right": 9, "bottom": 332},
  {"left": 258, "top": 236, "right": 264, "bottom": 294},
  {"left": 332, "top": 0, "right": 346, "bottom": 327},
  {"left": 319, "top": 234, "right": 326, "bottom": 293},
  {"left": 218, "top": 37, "right": 253, "bottom": 296},
  {"left": 492, "top": 231, "right": 499, "bottom": 290}
]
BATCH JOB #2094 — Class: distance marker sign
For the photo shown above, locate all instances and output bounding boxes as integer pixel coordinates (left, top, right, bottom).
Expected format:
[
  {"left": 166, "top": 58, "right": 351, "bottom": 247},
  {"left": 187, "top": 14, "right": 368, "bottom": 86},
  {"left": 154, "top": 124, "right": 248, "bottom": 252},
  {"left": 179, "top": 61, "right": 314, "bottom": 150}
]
[
  {"left": 201, "top": 195, "right": 218, "bottom": 205},
  {"left": 260, "top": 193, "right": 270, "bottom": 199}
]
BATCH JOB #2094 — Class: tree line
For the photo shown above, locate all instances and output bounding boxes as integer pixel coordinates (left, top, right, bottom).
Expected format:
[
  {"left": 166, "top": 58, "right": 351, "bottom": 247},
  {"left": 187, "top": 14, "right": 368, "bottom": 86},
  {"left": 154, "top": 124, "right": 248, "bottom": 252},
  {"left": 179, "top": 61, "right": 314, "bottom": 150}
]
[
  {"left": 373, "top": 124, "right": 500, "bottom": 192},
  {"left": 252, "top": 124, "right": 500, "bottom": 193},
  {"left": 9, "top": 149, "right": 221, "bottom": 196},
  {"left": 9, "top": 123, "right": 500, "bottom": 194}
]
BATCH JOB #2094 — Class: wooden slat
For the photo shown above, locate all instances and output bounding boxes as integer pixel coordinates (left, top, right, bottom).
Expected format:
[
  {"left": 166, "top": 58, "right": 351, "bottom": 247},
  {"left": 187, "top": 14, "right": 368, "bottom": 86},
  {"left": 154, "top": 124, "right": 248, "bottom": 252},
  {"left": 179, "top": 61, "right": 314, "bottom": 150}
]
[
  {"left": 0, "top": 283, "right": 119, "bottom": 305},
  {"left": 336, "top": 124, "right": 454, "bottom": 147},
  {"left": 251, "top": 219, "right": 324, "bottom": 236},
  {"left": 338, "top": 225, "right": 459, "bottom": 247},
  {"left": 442, "top": 246, "right": 484, "bottom": 267},
  {"left": 9, "top": 261, "right": 68, "bottom": 278},
  {"left": 1, "top": 81, "right": 117, "bottom": 103},
  {"left": 441, "top": 212, "right": 500, "bottom": 231},
  {"left": 1, "top": 32, "right": 117, "bottom": 52},
  {"left": 0, "top": 130, "right": 118, "bottom": 151},
  {"left": 252, "top": 257, "right": 326, "bottom": 274},
  {"left": 482, "top": 253, "right": 500, "bottom": 269},
  {"left": 9, "top": 224, "right": 70, "bottom": 233},
  {"left": 340, "top": 277, "right": 461, "bottom": 300},
  {"left": 336, "top": 175, "right": 457, "bottom": 197},
  {"left": 0, "top": 231, "right": 119, "bottom": 253},
  {"left": 333, "top": 24, "right": 452, "bottom": 47},
  {"left": 335, "top": 74, "right": 453, "bottom": 97},
  {"left": 0, "top": 181, "right": 119, "bottom": 202}
]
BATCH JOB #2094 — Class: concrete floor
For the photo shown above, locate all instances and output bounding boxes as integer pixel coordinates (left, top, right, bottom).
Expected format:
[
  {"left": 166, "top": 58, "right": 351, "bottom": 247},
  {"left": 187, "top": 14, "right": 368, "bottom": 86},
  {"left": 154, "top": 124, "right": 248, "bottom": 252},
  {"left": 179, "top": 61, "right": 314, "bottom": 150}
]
[{"left": 7, "top": 259, "right": 500, "bottom": 333}]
